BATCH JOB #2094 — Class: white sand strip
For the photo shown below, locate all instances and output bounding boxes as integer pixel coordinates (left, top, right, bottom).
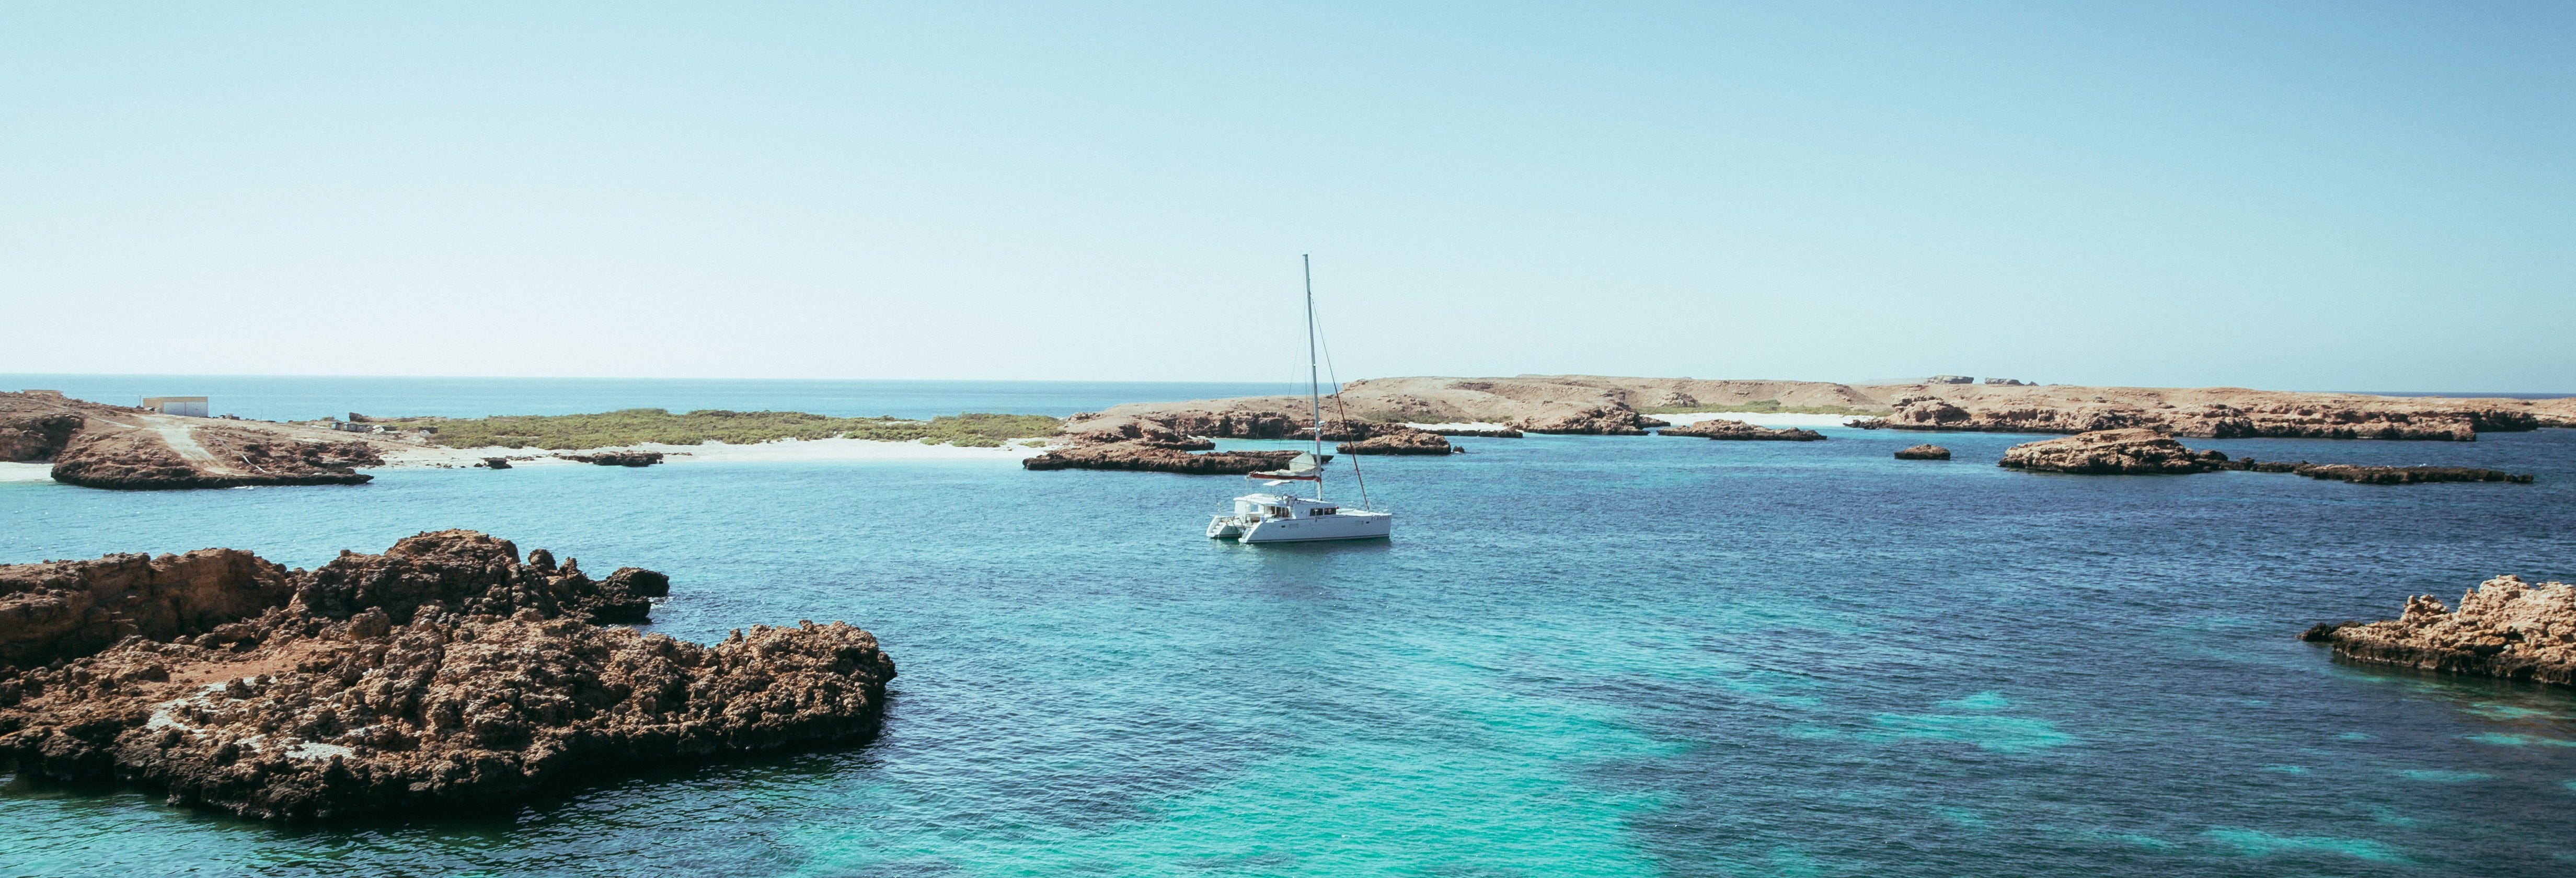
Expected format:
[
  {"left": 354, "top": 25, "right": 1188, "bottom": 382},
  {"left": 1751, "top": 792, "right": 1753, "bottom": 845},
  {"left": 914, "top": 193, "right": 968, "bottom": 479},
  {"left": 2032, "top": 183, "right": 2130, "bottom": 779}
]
[{"left": 0, "top": 462, "right": 53, "bottom": 483}]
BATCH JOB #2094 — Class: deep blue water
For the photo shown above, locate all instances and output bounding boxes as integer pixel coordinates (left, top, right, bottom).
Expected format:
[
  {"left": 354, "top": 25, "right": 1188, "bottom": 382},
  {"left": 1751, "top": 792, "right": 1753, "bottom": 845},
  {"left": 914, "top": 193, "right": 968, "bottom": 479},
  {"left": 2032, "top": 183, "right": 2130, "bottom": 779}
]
[{"left": 4, "top": 383, "right": 2575, "bottom": 876}]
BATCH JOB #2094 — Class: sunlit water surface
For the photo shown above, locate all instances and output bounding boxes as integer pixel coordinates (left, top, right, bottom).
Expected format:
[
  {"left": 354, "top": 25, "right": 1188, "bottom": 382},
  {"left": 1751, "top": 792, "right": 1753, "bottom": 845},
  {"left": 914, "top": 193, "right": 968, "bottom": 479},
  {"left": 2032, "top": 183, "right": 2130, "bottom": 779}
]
[{"left": 4, "top": 381, "right": 2574, "bottom": 876}]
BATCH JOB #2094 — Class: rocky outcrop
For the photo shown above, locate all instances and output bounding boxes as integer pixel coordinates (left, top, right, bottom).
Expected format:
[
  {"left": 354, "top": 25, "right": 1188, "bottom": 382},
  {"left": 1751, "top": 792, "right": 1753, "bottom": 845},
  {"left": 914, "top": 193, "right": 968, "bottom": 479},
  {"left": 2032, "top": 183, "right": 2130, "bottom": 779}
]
[
  {"left": 1996, "top": 429, "right": 2235, "bottom": 475},
  {"left": 1659, "top": 419, "right": 1826, "bottom": 441},
  {"left": 1520, "top": 406, "right": 1654, "bottom": 435},
  {"left": 0, "top": 412, "right": 82, "bottom": 461},
  {"left": 1056, "top": 378, "right": 2576, "bottom": 451},
  {"left": 1850, "top": 386, "right": 2564, "bottom": 442},
  {"left": 50, "top": 428, "right": 380, "bottom": 490},
  {"left": 2, "top": 391, "right": 419, "bottom": 491},
  {"left": 0, "top": 531, "right": 892, "bottom": 821},
  {"left": 1421, "top": 427, "right": 1524, "bottom": 437},
  {"left": 1893, "top": 444, "right": 1951, "bottom": 460},
  {"left": 560, "top": 450, "right": 663, "bottom": 467},
  {"left": 1021, "top": 442, "right": 1320, "bottom": 475},
  {"left": 1336, "top": 428, "right": 1458, "bottom": 455},
  {"left": 1996, "top": 431, "right": 2535, "bottom": 483},
  {"left": 482, "top": 457, "right": 512, "bottom": 469},
  {"left": 2301, "top": 576, "right": 2576, "bottom": 686},
  {"left": 0, "top": 549, "right": 295, "bottom": 668}
]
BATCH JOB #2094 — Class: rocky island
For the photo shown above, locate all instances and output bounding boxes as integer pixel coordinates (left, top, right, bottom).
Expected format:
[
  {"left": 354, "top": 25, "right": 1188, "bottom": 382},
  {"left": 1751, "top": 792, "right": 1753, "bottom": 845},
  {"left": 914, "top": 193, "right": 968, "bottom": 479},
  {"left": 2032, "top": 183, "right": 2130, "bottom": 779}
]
[
  {"left": 2302, "top": 576, "right": 2576, "bottom": 686},
  {"left": 1997, "top": 429, "right": 2534, "bottom": 483},
  {"left": 0, "top": 530, "right": 895, "bottom": 821}
]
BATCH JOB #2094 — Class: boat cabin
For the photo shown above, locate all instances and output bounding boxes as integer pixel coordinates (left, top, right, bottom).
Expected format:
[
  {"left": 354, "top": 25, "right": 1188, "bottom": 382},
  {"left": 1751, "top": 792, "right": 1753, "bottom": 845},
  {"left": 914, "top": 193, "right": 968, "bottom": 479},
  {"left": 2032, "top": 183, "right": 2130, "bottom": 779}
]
[{"left": 1235, "top": 492, "right": 1341, "bottom": 521}]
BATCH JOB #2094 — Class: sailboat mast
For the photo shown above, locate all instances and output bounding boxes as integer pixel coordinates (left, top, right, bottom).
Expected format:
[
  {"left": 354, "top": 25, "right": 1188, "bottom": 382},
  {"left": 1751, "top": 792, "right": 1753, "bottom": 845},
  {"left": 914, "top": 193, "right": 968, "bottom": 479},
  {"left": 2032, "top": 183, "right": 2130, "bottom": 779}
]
[{"left": 1304, "top": 254, "right": 1325, "bottom": 501}]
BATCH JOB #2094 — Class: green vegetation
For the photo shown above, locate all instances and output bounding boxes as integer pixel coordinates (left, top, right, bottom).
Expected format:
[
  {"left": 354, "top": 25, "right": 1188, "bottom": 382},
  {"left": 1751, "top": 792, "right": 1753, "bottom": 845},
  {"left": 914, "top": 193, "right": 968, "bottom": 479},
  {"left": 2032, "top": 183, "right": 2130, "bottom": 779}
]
[
  {"left": 381, "top": 409, "right": 1062, "bottom": 450},
  {"left": 1639, "top": 399, "right": 1883, "bottom": 416}
]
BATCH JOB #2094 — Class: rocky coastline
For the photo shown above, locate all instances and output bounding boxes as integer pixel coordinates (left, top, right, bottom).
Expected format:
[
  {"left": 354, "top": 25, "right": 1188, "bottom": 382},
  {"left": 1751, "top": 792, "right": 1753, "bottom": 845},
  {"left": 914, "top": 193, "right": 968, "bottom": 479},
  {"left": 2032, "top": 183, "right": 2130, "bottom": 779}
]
[
  {"left": 1658, "top": 419, "right": 1826, "bottom": 441},
  {"left": 0, "top": 530, "right": 895, "bottom": 821},
  {"left": 5, "top": 391, "right": 383, "bottom": 490},
  {"left": 2302, "top": 576, "right": 2576, "bottom": 686},
  {"left": 1062, "top": 376, "right": 2571, "bottom": 453},
  {"left": 1848, "top": 386, "right": 2564, "bottom": 441},
  {"left": 1021, "top": 442, "right": 1322, "bottom": 474},
  {"left": 1997, "top": 429, "right": 2535, "bottom": 483}
]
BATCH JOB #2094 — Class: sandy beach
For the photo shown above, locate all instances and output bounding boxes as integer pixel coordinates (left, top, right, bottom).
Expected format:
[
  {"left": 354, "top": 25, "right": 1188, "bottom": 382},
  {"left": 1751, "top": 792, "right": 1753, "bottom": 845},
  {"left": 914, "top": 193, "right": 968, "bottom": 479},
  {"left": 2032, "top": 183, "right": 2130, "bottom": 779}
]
[{"left": 0, "top": 463, "right": 52, "bottom": 483}]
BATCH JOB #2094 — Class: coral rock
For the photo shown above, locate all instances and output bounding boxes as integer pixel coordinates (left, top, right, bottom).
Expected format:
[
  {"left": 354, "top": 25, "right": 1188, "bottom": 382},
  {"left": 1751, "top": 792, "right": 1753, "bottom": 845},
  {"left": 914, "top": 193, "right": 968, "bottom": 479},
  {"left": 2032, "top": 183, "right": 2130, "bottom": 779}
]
[{"left": 1893, "top": 444, "right": 1951, "bottom": 460}]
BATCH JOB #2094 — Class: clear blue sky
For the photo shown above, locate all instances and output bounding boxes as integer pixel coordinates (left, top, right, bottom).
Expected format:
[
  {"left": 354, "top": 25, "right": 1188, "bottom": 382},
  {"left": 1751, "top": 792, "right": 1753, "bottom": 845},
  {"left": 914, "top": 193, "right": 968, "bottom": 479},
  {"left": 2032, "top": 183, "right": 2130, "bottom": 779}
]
[{"left": 4, "top": 3, "right": 2569, "bottom": 391}]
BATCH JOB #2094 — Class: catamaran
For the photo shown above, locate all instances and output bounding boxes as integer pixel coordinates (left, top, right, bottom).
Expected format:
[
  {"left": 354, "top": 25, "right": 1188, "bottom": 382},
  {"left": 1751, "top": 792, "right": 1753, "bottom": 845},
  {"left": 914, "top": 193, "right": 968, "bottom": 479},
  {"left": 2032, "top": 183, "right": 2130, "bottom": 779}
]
[{"left": 1205, "top": 257, "right": 1395, "bottom": 544}]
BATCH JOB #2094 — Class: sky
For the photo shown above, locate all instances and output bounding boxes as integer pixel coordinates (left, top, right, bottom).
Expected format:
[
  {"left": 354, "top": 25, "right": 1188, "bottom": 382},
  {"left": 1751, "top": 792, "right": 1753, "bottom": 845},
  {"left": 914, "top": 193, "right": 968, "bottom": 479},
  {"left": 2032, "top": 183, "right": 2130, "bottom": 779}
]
[{"left": 2, "top": 3, "right": 2570, "bottom": 391}]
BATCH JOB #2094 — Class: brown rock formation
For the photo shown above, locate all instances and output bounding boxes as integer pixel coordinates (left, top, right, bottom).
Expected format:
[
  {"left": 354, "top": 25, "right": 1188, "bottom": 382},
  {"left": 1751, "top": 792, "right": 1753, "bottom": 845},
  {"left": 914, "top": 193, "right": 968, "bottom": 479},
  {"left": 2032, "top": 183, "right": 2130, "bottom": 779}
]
[
  {"left": 1336, "top": 428, "right": 1458, "bottom": 455},
  {"left": 1060, "top": 376, "right": 2576, "bottom": 449},
  {"left": 50, "top": 425, "right": 380, "bottom": 490},
  {"left": 1521, "top": 406, "right": 1655, "bottom": 435},
  {"left": 0, "top": 531, "right": 892, "bottom": 821},
  {"left": 1994, "top": 431, "right": 2533, "bottom": 483},
  {"left": 0, "top": 412, "right": 82, "bottom": 461},
  {"left": 2301, "top": 576, "right": 2576, "bottom": 686},
  {"left": 1659, "top": 419, "right": 1827, "bottom": 441},
  {"left": 1893, "top": 444, "right": 1951, "bottom": 460},
  {"left": 2, "top": 391, "right": 390, "bottom": 490},
  {"left": 1020, "top": 442, "right": 1320, "bottom": 475},
  {"left": 1845, "top": 383, "right": 2567, "bottom": 442},
  {"left": 0, "top": 549, "right": 295, "bottom": 668},
  {"left": 1060, "top": 376, "right": 1887, "bottom": 443},
  {"left": 482, "top": 457, "right": 512, "bottom": 469},
  {"left": 560, "top": 450, "right": 664, "bottom": 467},
  {"left": 1996, "top": 429, "right": 2236, "bottom": 475}
]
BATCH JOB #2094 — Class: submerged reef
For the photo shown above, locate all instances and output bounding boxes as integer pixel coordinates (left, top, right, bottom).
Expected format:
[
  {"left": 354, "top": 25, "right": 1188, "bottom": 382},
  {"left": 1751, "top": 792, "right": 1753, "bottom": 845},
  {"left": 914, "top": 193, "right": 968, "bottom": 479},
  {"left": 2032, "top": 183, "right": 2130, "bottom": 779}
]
[
  {"left": 0, "top": 530, "right": 894, "bottom": 821},
  {"left": 2303, "top": 576, "right": 2576, "bottom": 686}
]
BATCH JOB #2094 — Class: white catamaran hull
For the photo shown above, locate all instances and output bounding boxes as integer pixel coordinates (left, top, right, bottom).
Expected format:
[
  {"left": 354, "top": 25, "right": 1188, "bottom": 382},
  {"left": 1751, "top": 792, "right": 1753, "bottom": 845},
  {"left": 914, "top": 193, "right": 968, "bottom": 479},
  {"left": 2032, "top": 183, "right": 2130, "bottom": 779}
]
[{"left": 1235, "top": 511, "right": 1393, "bottom": 543}]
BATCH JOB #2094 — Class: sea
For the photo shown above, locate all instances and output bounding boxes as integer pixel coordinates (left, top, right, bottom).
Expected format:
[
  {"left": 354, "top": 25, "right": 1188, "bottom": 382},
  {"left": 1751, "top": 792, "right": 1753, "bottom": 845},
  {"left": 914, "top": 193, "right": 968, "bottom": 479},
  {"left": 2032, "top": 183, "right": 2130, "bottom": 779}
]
[{"left": 4, "top": 377, "right": 2574, "bottom": 877}]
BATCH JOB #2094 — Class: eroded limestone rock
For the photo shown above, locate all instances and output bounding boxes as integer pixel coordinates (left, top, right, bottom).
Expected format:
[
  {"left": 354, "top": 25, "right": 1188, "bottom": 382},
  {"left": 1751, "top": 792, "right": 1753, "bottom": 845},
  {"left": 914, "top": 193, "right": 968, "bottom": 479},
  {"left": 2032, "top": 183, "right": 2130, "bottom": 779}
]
[{"left": 2302, "top": 576, "right": 2576, "bottom": 686}]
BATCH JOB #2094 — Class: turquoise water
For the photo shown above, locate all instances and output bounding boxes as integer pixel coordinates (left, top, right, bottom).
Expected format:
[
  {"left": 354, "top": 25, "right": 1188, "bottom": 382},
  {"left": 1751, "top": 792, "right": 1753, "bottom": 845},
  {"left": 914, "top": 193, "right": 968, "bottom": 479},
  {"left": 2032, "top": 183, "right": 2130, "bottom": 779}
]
[{"left": 5, "top": 380, "right": 2576, "bottom": 876}]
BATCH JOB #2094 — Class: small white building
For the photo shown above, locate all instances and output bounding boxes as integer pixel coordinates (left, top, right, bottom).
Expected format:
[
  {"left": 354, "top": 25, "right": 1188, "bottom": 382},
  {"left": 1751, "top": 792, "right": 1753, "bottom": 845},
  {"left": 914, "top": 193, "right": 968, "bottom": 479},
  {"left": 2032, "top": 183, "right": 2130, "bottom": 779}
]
[{"left": 141, "top": 396, "right": 209, "bottom": 417}]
